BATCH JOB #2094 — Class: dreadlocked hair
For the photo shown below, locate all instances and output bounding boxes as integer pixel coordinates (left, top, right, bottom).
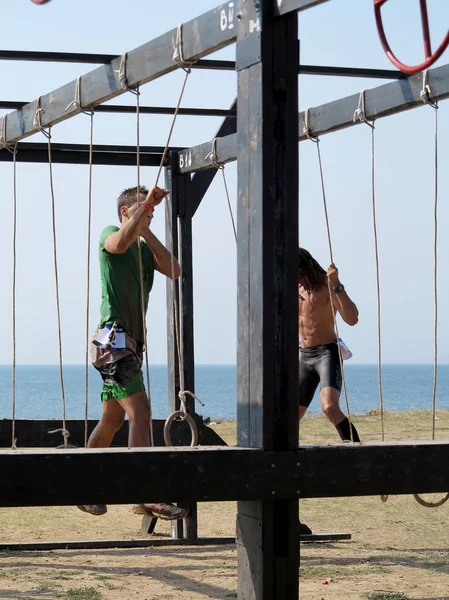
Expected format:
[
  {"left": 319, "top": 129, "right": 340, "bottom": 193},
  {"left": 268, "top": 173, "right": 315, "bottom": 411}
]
[{"left": 298, "top": 247, "right": 327, "bottom": 294}]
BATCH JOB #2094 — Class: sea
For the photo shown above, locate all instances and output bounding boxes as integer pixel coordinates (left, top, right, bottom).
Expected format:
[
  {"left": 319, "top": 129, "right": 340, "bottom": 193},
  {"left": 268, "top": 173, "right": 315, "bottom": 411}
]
[{"left": 0, "top": 364, "right": 448, "bottom": 421}]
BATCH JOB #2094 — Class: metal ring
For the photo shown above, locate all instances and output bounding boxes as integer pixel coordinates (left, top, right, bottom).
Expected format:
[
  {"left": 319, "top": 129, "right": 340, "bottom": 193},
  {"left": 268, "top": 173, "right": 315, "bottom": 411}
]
[
  {"left": 164, "top": 410, "right": 198, "bottom": 447},
  {"left": 374, "top": 0, "right": 449, "bottom": 75},
  {"left": 413, "top": 492, "right": 449, "bottom": 508}
]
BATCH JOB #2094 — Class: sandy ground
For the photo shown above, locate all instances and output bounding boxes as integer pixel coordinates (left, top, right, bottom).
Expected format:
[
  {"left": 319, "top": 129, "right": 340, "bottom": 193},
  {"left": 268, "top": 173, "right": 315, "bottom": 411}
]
[{"left": 1, "top": 414, "right": 449, "bottom": 599}]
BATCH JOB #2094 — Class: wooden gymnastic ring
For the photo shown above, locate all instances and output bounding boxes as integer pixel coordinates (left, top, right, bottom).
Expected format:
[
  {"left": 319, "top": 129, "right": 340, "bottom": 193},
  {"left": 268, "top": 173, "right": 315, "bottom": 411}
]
[
  {"left": 164, "top": 410, "right": 198, "bottom": 447},
  {"left": 413, "top": 492, "right": 449, "bottom": 508}
]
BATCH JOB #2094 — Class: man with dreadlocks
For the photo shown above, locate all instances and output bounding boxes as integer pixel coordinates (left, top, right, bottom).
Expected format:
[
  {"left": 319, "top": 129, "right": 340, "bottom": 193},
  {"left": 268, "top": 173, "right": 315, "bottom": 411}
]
[
  {"left": 298, "top": 248, "right": 359, "bottom": 535},
  {"left": 298, "top": 247, "right": 359, "bottom": 440}
]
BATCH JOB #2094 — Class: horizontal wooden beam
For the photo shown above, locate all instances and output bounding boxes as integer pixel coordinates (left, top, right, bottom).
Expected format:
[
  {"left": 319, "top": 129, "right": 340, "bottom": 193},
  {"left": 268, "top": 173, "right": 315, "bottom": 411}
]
[
  {"left": 0, "top": 418, "right": 226, "bottom": 448},
  {"left": 0, "top": 148, "right": 163, "bottom": 167},
  {"left": 298, "top": 61, "right": 449, "bottom": 140},
  {"left": 275, "top": 0, "right": 331, "bottom": 17},
  {"left": 2, "top": 3, "right": 238, "bottom": 145},
  {"left": 298, "top": 441, "right": 449, "bottom": 499},
  {"left": 178, "top": 132, "right": 237, "bottom": 173},
  {"left": 178, "top": 61, "right": 449, "bottom": 173},
  {"left": 0, "top": 447, "right": 301, "bottom": 506},
  {"left": 0, "top": 537, "right": 236, "bottom": 552},
  {"left": 1, "top": 441, "right": 449, "bottom": 506}
]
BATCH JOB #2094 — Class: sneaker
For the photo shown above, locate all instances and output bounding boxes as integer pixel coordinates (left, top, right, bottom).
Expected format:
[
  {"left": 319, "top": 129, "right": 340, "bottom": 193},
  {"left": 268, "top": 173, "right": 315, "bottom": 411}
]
[
  {"left": 77, "top": 504, "right": 107, "bottom": 516},
  {"left": 299, "top": 520, "right": 312, "bottom": 535},
  {"left": 138, "top": 503, "right": 188, "bottom": 520}
]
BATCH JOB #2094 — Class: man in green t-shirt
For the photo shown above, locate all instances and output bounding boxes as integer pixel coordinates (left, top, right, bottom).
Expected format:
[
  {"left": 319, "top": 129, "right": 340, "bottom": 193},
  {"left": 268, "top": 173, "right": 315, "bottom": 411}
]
[{"left": 78, "top": 185, "right": 187, "bottom": 522}]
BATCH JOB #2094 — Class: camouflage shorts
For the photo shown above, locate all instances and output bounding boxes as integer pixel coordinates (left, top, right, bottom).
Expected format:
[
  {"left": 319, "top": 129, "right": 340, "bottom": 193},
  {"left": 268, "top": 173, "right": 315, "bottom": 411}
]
[{"left": 91, "top": 330, "right": 145, "bottom": 401}]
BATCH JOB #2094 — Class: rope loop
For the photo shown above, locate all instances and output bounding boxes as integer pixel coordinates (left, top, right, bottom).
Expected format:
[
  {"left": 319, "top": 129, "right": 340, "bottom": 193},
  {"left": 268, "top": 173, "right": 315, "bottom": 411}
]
[
  {"left": 116, "top": 52, "right": 140, "bottom": 95},
  {"left": 65, "top": 76, "right": 94, "bottom": 116},
  {"left": 420, "top": 70, "right": 439, "bottom": 109},
  {"left": 164, "top": 410, "right": 199, "bottom": 447},
  {"left": 172, "top": 24, "right": 195, "bottom": 73},
  {"left": 0, "top": 115, "right": 17, "bottom": 155},
  {"left": 302, "top": 108, "right": 320, "bottom": 143},
  {"left": 205, "top": 137, "right": 224, "bottom": 170},
  {"left": 33, "top": 97, "right": 51, "bottom": 139},
  {"left": 353, "top": 90, "right": 375, "bottom": 129},
  {"left": 48, "top": 427, "right": 71, "bottom": 449}
]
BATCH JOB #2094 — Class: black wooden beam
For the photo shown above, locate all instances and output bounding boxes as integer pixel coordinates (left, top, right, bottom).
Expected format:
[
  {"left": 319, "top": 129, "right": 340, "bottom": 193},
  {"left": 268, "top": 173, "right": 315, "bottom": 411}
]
[
  {"left": 178, "top": 61, "right": 449, "bottom": 173},
  {"left": 0, "top": 100, "right": 237, "bottom": 118},
  {"left": 0, "top": 447, "right": 301, "bottom": 506},
  {"left": 0, "top": 418, "right": 226, "bottom": 448},
  {"left": 188, "top": 98, "right": 237, "bottom": 216},
  {"left": 0, "top": 537, "right": 236, "bottom": 552},
  {"left": 0, "top": 148, "right": 163, "bottom": 167},
  {"left": 235, "top": 1, "right": 300, "bottom": 598},
  {"left": 298, "top": 64, "right": 407, "bottom": 79},
  {"left": 0, "top": 50, "right": 235, "bottom": 71},
  {"left": 1, "top": 442, "right": 449, "bottom": 506}
]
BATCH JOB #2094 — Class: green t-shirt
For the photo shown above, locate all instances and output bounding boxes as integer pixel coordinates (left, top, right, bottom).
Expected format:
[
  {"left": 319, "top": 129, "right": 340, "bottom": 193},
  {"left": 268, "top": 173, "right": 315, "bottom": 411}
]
[{"left": 98, "top": 225, "right": 155, "bottom": 343}]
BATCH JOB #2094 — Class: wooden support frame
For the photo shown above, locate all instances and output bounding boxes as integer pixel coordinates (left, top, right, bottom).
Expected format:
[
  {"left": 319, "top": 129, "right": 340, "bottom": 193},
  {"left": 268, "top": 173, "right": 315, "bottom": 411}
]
[
  {"left": 235, "top": 1, "right": 300, "bottom": 597},
  {"left": 177, "top": 60, "right": 449, "bottom": 174}
]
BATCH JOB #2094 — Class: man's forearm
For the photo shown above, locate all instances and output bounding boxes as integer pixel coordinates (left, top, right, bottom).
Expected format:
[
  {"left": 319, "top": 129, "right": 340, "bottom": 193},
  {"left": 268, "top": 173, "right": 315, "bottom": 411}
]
[
  {"left": 334, "top": 291, "right": 359, "bottom": 326},
  {"left": 142, "top": 229, "right": 181, "bottom": 279},
  {"left": 112, "top": 205, "right": 148, "bottom": 253}
]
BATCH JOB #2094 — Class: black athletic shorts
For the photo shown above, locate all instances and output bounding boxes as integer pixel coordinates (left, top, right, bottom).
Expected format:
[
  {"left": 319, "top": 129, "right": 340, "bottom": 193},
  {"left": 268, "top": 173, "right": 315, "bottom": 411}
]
[{"left": 299, "top": 342, "right": 342, "bottom": 408}]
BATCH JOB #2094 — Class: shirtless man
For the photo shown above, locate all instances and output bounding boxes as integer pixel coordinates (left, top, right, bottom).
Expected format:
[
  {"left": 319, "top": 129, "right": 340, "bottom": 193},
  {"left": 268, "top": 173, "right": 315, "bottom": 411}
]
[{"left": 298, "top": 247, "right": 360, "bottom": 442}]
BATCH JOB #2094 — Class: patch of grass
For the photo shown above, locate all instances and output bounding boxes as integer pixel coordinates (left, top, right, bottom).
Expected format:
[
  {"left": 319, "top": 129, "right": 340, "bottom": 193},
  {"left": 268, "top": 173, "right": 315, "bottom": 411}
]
[
  {"left": 103, "top": 583, "right": 119, "bottom": 590},
  {"left": 93, "top": 575, "right": 114, "bottom": 581},
  {"left": 300, "top": 564, "right": 391, "bottom": 580},
  {"left": 2, "top": 566, "right": 28, "bottom": 577},
  {"left": 57, "top": 587, "right": 102, "bottom": 600},
  {"left": 365, "top": 593, "right": 409, "bottom": 600}
]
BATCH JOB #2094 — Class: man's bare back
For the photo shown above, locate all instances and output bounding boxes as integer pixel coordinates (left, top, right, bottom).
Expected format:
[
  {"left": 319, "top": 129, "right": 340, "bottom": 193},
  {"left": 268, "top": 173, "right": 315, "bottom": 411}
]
[{"left": 299, "top": 283, "right": 336, "bottom": 348}]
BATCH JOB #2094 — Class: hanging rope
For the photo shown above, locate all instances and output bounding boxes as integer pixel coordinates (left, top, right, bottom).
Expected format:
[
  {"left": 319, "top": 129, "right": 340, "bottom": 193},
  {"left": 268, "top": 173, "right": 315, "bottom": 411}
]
[
  {"left": 413, "top": 73, "right": 448, "bottom": 509},
  {"left": 33, "top": 99, "right": 69, "bottom": 449},
  {"left": 205, "top": 137, "right": 237, "bottom": 243},
  {"left": 162, "top": 26, "right": 205, "bottom": 447},
  {"left": 353, "top": 92, "right": 385, "bottom": 442},
  {"left": 115, "top": 52, "right": 154, "bottom": 446},
  {"left": 302, "top": 109, "right": 354, "bottom": 443},
  {"left": 2, "top": 115, "right": 19, "bottom": 449}
]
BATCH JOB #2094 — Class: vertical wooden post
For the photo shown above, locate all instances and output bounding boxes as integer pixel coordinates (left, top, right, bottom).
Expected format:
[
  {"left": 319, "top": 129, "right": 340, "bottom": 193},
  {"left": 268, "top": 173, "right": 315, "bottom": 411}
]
[
  {"left": 236, "top": 1, "right": 300, "bottom": 598},
  {"left": 165, "top": 155, "right": 198, "bottom": 539}
]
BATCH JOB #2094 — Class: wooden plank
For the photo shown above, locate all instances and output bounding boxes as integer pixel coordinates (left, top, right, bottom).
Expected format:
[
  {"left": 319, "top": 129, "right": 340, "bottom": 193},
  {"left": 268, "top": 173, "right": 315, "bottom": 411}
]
[
  {"left": 297, "top": 441, "right": 449, "bottom": 499},
  {"left": 177, "top": 61, "right": 449, "bottom": 173},
  {"left": 3, "top": 3, "right": 239, "bottom": 145},
  {"left": 0, "top": 442, "right": 449, "bottom": 505},
  {"left": 0, "top": 446, "right": 301, "bottom": 506},
  {"left": 0, "top": 418, "right": 227, "bottom": 448},
  {"left": 178, "top": 132, "right": 237, "bottom": 174},
  {"left": 298, "top": 61, "right": 449, "bottom": 141},
  {"left": 0, "top": 537, "right": 236, "bottom": 552},
  {"left": 236, "top": 2, "right": 300, "bottom": 598},
  {"left": 300, "top": 533, "right": 352, "bottom": 542},
  {"left": 275, "top": 0, "right": 332, "bottom": 16}
]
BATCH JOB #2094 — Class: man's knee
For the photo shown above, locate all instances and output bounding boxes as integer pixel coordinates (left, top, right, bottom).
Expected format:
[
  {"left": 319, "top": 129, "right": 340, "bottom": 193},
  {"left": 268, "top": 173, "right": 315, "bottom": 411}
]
[
  {"left": 100, "top": 409, "right": 125, "bottom": 432},
  {"left": 123, "top": 393, "right": 150, "bottom": 424}
]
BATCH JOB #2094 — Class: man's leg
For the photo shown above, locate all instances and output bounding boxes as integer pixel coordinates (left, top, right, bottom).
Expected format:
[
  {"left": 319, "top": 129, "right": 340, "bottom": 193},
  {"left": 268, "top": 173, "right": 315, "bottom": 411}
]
[
  {"left": 319, "top": 386, "right": 360, "bottom": 442},
  {"left": 78, "top": 399, "right": 126, "bottom": 516},
  {"left": 119, "top": 388, "right": 187, "bottom": 521}
]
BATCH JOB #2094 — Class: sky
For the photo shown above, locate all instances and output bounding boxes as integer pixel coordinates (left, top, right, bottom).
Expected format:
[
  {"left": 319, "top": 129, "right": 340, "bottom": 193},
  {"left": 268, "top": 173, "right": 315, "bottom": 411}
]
[{"left": 0, "top": 0, "right": 448, "bottom": 365}]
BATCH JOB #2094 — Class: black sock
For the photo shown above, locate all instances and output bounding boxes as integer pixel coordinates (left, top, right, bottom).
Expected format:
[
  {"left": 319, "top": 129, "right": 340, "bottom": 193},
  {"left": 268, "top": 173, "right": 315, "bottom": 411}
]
[{"left": 335, "top": 417, "right": 360, "bottom": 442}]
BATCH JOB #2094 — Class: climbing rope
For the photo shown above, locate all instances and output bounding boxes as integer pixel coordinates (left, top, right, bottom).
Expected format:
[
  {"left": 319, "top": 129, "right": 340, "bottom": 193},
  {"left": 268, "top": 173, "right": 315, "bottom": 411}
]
[
  {"left": 206, "top": 137, "right": 237, "bottom": 243},
  {"left": 163, "top": 25, "right": 205, "bottom": 447},
  {"left": 352, "top": 92, "right": 385, "bottom": 442},
  {"left": 302, "top": 109, "right": 354, "bottom": 443},
  {"left": 1, "top": 115, "right": 19, "bottom": 449},
  {"left": 34, "top": 97, "right": 69, "bottom": 450},
  {"left": 413, "top": 72, "right": 448, "bottom": 508}
]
